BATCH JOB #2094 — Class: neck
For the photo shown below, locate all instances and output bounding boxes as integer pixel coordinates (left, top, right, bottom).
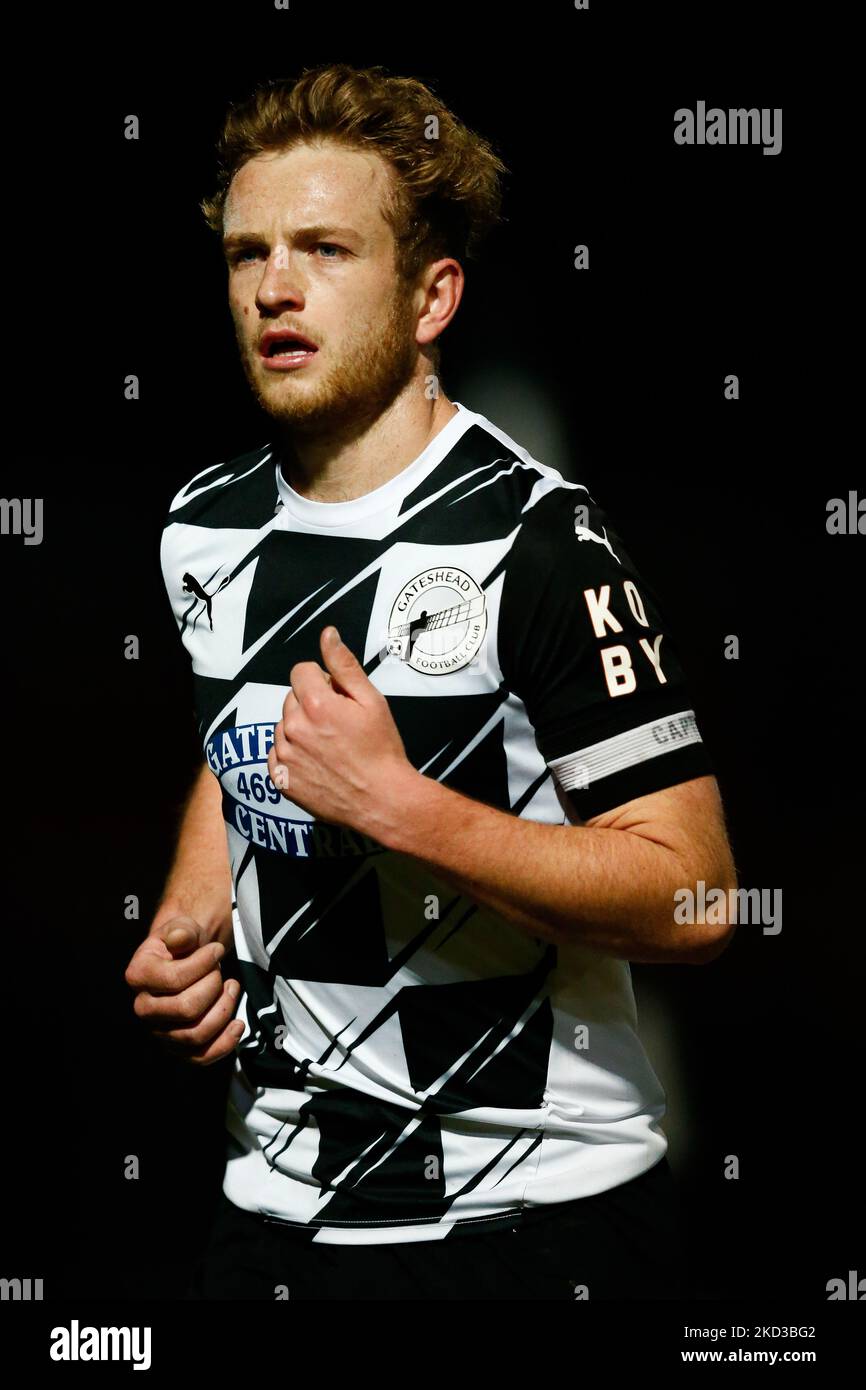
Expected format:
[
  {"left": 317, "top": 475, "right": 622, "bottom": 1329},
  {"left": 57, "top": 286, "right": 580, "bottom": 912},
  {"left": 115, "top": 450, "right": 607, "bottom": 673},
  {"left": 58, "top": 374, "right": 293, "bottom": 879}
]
[{"left": 278, "top": 387, "right": 459, "bottom": 504}]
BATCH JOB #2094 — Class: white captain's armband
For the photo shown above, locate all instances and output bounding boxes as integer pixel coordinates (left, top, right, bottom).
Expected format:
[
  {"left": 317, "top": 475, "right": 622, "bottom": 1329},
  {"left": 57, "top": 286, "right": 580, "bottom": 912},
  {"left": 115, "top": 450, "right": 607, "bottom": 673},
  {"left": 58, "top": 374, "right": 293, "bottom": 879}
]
[{"left": 548, "top": 710, "right": 703, "bottom": 793}]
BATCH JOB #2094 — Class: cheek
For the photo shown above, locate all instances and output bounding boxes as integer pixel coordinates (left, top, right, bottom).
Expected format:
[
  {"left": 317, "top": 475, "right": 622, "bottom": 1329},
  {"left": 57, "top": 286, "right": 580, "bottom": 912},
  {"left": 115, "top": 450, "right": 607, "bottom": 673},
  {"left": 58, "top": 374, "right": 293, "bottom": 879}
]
[
  {"left": 330, "top": 302, "right": 383, "bottom": 357},
  {"left": 228, "top": 286, "right": 252, "bottom": 329}
]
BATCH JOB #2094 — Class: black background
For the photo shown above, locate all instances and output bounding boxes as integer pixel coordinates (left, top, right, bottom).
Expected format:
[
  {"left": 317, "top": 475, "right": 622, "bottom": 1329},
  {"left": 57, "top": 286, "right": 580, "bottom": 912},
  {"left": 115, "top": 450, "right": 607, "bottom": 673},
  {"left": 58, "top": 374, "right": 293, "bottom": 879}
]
[{"left": 2, "top": 0, "right": 861, "bottom": 1309}]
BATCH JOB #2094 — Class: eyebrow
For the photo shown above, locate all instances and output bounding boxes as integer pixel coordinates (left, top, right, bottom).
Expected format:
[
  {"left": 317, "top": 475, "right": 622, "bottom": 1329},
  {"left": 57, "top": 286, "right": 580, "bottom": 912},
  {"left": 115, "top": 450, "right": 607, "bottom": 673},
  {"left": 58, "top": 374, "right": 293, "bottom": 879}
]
[{"left": 222, "top": 225, "right": 362, "bottom": 253}]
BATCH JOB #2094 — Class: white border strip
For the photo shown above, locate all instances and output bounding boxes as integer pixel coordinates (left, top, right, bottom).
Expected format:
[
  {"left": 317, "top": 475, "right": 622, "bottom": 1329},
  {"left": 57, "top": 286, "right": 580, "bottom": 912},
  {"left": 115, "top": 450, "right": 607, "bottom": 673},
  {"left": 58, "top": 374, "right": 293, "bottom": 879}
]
[{"left": 548, "top": 710, "right": 702, "bottom": 792}]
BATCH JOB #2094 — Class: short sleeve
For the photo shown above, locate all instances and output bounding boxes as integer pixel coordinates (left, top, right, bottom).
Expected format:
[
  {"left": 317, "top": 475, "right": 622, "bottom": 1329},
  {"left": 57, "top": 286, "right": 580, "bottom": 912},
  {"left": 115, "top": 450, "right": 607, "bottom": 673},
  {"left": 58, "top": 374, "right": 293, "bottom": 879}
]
[{"left": 498, "top": 483, "right": 715, "bottom": 818}]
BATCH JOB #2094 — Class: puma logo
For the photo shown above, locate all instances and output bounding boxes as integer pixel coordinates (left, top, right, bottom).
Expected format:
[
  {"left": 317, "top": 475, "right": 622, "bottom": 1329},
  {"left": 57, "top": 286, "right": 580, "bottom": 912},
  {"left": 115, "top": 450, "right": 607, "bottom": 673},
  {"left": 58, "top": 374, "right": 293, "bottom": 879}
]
[
  {"left": 181, "top": 570, "right": 230, "bottom": 633},
  {"left": 574, "top": 504, "right": 620, "bottom": 563}
]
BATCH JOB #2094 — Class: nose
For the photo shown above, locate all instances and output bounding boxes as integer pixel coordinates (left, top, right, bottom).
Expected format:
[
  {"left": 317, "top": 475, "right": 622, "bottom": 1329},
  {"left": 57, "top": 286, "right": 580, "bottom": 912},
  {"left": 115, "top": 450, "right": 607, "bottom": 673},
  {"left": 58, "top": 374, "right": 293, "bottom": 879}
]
[{"left": 255, "top": 245, "right": 306, "bottom": 314}]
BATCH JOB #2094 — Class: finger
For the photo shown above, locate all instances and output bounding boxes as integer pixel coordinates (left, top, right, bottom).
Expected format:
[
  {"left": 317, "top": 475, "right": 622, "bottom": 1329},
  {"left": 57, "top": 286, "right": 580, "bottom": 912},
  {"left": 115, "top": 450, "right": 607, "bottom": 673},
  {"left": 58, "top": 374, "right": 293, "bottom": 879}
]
[
  {"left": 134, "top": 966, "right": 224, "bottom": 1026},
  {"left": 159, "top": 917, "right": 201, "bottom": 957},
  {"left": 125, "top": 940, "right": 225, "bottom": 995},
  {"left": 273, "top": 717, "right": 293, "bottom": 761},
  {"left": 174, "top": 1017, "right": 246, "bottom": 1067},
  {"left": 281, "top": 686, "right": 300, "bottom": 719},
  {"left": 289, "top": 660, "right": 332, "bottom": 711},
  {"left": 319, "top": 626, "right": 376, "bottom": 704},
  {"left": 320, "top": 667, "right": 347, "bottom": 696},
  {"left": 153, "top": 978, "right": 242, "bottom": 1047},
  {"left": 162, "top": 926, "right": 197, "bottom": 957},
  {"left": 268, "top": 744, "right": 290, "bottom": 794}
]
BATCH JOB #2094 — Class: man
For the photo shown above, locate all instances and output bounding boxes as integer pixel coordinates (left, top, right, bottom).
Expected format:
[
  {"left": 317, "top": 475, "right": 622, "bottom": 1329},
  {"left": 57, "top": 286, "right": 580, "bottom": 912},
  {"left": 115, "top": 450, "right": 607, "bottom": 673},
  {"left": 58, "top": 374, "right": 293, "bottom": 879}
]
[{"left": 125, "top": 63, "right": 737, "bottom": 1301}]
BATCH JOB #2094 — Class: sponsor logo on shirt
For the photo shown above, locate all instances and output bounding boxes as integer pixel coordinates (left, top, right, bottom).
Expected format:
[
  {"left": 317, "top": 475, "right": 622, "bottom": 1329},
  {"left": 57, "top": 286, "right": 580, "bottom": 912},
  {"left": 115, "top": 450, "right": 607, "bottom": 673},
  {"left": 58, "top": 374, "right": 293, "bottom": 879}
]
[{"left": 205, "top": 722, "right": 384, "bottom": 857}]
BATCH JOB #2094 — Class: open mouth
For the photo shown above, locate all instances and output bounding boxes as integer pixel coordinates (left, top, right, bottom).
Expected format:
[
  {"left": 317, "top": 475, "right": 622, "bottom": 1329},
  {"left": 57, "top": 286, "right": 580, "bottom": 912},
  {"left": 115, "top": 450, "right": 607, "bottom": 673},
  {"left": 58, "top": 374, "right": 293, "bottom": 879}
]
[{"left": 260, "top": 330, "right": 319, "bottom": 361}]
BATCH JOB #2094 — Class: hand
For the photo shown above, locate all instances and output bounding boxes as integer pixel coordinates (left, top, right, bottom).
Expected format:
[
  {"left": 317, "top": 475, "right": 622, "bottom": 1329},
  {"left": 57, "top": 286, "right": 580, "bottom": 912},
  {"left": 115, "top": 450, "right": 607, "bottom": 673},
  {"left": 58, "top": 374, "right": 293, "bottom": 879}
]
[
  {"left": 267, "top": 625, "right": 416, "bottom": 838},
  {"left": 124, "top": 916, "right": 244, "bottom": 1066}
]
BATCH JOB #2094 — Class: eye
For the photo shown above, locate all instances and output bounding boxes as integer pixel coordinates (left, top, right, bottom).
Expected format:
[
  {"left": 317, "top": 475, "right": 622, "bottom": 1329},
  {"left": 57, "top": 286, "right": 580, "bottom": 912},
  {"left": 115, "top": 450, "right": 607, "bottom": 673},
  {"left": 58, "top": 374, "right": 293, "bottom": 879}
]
[{"left": 315, "top": 243, "right": 345, "bottom": 259}]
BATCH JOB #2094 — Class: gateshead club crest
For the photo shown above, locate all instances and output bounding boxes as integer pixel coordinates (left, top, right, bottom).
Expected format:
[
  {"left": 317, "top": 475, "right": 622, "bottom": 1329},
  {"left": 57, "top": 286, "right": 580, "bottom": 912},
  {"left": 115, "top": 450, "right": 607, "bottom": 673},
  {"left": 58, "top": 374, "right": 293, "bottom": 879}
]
[{"left": 386, "top": 566, "right": 487, "bottom": 674}]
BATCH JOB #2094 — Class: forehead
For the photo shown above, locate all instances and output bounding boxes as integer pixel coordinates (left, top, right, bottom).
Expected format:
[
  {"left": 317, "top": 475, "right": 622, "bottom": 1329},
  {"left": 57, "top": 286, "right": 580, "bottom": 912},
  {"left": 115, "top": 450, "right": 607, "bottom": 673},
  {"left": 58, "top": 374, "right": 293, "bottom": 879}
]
[{"left": 223, "top": 140, "right": 394, "bottom": 237}]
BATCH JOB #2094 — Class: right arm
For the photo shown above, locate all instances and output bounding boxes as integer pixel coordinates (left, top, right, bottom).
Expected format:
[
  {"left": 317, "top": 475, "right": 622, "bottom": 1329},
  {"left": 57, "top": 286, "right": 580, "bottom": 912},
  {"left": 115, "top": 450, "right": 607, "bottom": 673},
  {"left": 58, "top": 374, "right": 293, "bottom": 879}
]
[
  {"left": 150, "top": 762, "right": 234, "bottom": 950},
  {"left": 125, "top": 763, "right": 243, "bottom": 1066}
]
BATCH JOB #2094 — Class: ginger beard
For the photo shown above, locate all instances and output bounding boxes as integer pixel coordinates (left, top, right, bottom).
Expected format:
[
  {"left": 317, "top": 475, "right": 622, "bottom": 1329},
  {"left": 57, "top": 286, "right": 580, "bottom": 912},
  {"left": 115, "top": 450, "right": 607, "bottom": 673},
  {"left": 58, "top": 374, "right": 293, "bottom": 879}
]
[{"left": 235, "top": 274, "right": 421, "bottom": 438}]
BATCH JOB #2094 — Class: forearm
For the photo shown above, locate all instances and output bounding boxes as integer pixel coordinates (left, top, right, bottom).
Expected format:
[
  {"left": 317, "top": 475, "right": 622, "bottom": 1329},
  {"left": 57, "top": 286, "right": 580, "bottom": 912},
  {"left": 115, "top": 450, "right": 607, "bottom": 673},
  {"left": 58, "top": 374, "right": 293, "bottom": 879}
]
[
  {"left": 150, "top": 763, "right": 234, "bottom": 949},
  {"left": 372, "top": 768, "right": 729, "bottom": 964}
]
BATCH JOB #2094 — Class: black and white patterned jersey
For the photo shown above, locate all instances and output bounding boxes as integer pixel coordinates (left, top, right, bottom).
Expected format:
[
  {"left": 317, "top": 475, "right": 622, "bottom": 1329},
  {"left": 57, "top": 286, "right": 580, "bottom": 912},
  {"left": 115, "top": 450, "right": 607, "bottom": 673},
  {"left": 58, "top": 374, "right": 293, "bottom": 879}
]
[{"left": 159, "top": 400, "right": 714, "bottom": 1245}]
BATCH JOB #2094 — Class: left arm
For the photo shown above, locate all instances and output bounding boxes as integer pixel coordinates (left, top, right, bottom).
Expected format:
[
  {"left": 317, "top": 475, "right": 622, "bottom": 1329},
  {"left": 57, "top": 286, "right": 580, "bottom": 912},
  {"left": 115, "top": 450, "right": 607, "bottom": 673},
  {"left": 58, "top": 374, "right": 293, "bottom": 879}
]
[
  {"left": 373, "top": 767, "right": 737, "bottom": 965},
  {"left": 268, "top": 628, "right": 738, "bottom": 967}
]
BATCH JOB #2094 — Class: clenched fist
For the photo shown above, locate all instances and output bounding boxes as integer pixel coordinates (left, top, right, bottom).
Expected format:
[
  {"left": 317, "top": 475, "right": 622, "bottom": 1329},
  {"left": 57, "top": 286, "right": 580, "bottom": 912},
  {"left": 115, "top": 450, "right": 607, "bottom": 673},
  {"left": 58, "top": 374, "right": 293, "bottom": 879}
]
[
  {"left": 267, "top": 624, "right": 417, "bottom": 839},
  {"left": 124, "top": 915, "right": 244, "bottom": 1066}
]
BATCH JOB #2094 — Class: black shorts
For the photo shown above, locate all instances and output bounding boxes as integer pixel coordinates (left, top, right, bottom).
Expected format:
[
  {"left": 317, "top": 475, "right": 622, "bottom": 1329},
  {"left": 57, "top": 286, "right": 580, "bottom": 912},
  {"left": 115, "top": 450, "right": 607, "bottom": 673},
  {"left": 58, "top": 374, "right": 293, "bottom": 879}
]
[{"left": 185, "top": 1156, "right": 689, "bottom": 1301}]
